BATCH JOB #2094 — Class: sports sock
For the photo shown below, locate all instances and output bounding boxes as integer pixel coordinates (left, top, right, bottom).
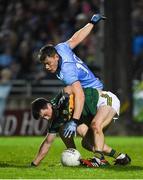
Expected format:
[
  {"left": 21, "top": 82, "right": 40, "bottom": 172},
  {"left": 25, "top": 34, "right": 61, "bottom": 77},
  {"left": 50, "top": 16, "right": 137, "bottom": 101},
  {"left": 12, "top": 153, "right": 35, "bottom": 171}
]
[
  {"left": 107, "top": 149, "right": 121, "bottom": 159},
  {"left": 94, "top": 150, "right": 105, "bottom": 160}
]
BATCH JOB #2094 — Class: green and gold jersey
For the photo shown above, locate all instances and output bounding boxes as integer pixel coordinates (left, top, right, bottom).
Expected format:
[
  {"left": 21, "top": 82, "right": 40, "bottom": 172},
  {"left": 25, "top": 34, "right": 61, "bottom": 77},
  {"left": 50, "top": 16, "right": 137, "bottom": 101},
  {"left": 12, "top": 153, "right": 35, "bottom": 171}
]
[
  {"left": 48, "top": 88, "right": 99, "bottom": 133},
  {"left": 48, "top": 91, "right": 74, "bottom": 133}
]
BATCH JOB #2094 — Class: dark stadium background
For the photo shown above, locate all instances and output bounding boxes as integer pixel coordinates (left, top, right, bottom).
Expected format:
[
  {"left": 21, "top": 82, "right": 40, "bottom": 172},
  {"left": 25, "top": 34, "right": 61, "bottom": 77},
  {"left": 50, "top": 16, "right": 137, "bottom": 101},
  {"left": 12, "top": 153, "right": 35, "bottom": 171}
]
[{"left": 0, "top": 0, "right": 143, "bottom": 136}]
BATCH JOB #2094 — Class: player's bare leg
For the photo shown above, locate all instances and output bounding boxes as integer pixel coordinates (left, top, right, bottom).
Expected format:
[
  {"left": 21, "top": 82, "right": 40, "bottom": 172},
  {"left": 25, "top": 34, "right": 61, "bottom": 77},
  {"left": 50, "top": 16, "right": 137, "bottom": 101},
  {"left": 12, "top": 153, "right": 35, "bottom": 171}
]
[
  {"left": 79, "top": 106, "right": 116, "bottom": 167},
  {"left": 79, "top": 122, "right": 131, "bottom": 166},
  {"left": 89, "top": 106, "right": 115, "bottom": 163}
]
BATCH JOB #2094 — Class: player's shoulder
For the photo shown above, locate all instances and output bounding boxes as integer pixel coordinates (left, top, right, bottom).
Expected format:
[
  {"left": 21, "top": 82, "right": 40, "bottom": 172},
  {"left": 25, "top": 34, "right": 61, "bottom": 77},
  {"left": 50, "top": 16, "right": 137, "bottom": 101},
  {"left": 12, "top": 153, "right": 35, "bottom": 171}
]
[{"left": 55, "top": 41, "right": 70, "bottom": 50}]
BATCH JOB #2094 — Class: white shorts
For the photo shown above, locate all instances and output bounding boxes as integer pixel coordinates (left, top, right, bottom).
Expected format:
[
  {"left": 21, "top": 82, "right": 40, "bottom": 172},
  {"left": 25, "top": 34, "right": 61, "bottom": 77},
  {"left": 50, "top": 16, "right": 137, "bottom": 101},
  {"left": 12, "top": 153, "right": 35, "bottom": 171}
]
[{"left": 97, "top": 91, "right": 120, "bottom": 118}]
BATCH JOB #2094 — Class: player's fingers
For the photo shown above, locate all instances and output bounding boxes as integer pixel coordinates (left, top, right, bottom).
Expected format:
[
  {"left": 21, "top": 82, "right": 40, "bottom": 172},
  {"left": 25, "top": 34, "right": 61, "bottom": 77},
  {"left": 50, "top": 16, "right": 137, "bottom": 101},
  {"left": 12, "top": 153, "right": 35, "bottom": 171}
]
[
  {"left": 101, "top": 15, "right": 107, "bottom": 20},
  {"left": 68, "top": 131, "right": 73, "bottom": 138},
  {"left": 64, "top": 130, "right": 69, "bottom": 138}
]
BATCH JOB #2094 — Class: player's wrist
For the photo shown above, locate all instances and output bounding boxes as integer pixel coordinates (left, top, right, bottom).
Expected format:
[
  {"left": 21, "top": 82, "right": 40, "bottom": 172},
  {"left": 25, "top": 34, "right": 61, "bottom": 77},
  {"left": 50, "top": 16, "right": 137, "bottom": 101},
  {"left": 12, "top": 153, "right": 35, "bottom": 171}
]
[
  {"left": 90, "top": 20, "right": 97, "bottom": 25},
  {"left": 90, "top": 14, "right": 106, "bottom": 25},
  {"left": 71, "top": 118, "right": 79, "bottom": 125}
]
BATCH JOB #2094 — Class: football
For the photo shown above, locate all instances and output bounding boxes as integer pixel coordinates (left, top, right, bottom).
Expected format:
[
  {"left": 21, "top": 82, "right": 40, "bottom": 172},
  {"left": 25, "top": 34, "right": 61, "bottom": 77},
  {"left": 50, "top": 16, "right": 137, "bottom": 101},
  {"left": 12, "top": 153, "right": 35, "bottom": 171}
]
[{"left": 61, "top": 148, "right": 81, "bottom": 166}]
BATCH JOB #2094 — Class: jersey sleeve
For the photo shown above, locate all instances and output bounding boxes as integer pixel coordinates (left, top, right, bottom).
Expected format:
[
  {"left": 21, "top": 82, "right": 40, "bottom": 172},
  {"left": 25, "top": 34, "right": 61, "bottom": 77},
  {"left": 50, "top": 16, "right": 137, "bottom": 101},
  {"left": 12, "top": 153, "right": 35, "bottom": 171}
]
[
  {"left": 55, "top": 42, "right": 73, "bottom": 62},
  {"left": 56, "top": 41, "right": 71, "bottom": 51}
]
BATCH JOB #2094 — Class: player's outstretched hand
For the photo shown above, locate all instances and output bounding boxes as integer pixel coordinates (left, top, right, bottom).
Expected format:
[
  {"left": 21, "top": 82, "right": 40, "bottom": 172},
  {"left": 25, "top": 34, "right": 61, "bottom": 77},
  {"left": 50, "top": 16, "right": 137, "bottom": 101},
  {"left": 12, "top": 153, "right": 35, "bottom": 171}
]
[
  {"left": 90, "top": 14, "right": 106, "bottom": 25},
  {"left": 30, "top": 162, "right": 37, "bottom": 167}
]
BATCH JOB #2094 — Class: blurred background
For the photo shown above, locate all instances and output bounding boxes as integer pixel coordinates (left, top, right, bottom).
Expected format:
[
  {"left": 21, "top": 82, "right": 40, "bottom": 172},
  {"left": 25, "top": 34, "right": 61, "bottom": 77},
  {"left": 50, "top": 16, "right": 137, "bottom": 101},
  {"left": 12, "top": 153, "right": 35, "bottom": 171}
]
[{"left": 0, "top": 0, "right": 143, "bottom": 136}]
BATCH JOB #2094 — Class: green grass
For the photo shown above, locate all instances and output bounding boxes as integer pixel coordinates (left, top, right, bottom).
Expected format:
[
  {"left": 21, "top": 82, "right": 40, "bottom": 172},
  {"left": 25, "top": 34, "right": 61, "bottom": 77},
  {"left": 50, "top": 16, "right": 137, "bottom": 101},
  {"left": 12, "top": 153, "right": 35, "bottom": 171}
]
[{"left": 0, "top": 136, "right": 143, "bottom": 179}]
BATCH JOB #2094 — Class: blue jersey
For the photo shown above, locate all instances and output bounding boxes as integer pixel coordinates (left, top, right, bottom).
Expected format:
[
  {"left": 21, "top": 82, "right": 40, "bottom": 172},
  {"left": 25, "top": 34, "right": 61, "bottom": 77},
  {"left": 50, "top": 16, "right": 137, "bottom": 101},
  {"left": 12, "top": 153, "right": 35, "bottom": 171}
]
[{"left": 55, "top": 42, "right": 103, "bottom": 89}]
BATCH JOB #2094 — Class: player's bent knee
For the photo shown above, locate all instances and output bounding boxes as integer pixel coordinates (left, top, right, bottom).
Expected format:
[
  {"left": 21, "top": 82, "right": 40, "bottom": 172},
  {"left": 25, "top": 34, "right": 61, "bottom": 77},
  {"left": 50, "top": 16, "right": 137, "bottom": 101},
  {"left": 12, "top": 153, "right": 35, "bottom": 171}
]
[{"left": 91, "top": 122, "right": 102, "bottom": 134}]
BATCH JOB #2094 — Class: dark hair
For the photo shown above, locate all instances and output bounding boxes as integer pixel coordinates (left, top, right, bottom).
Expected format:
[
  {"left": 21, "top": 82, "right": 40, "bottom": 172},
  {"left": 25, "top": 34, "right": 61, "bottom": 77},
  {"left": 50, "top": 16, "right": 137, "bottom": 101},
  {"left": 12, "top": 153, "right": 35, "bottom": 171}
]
[
  {"left": 38, "top": 44, "right": 57, "bottom": 62},
  {"left": 31, "top": 97, "right": 50, "bottom": 120}
]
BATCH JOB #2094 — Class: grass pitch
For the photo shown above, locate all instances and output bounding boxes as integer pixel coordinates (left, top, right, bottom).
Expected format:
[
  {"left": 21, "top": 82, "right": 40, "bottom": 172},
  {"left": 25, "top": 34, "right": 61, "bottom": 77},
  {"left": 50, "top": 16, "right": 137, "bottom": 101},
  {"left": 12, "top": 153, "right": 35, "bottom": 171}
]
[{"left": 0, "top": 136, "right": 143, "bottom": 179}]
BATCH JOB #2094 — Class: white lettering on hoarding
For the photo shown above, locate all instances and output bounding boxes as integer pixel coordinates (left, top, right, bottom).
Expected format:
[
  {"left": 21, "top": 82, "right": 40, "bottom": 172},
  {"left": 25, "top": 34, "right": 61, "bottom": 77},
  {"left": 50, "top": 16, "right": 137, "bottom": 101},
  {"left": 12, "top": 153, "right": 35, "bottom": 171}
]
[
  {"left": 34, "top": 120, "right": 48, "bottom": 135},
  {"left": 20, "top": 112, "right": 34, "bottom": 135},
  {"left": 2, "top": 110, "right": 48, "bottom": 136},
  {"left": 4, "top": 115, "right": 17, "bottom": 135}
]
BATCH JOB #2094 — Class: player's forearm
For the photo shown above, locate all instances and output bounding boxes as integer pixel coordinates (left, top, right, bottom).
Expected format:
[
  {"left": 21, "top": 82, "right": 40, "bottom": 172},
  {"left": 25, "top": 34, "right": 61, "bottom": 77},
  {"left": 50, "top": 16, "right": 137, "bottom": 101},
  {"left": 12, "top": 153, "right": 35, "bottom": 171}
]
[
  {"left": 69, "top": 23, "right": 94, "bottom": 48},
  {"left": 33, "top": 141, "right": 51, "bottom": 166},
  {"left": 73, "top": 23, "right": 93, "bottom": 40},
  {"left": 73, "top": 91, "right": 85, "bottom": 120}
]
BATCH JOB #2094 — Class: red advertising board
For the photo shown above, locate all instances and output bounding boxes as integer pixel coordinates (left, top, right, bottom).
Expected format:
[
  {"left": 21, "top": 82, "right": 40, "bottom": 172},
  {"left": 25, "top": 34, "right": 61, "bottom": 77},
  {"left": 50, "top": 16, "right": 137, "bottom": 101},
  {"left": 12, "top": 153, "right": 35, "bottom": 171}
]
[{"left": 1, "top": 109, "right": 48, "bottom": 136}]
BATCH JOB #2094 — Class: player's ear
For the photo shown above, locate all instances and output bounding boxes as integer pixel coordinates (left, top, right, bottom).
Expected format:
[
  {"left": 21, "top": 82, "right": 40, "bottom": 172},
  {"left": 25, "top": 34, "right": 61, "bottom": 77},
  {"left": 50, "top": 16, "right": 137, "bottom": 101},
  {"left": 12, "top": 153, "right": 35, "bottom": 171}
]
[
  {"left": 55, "top": 53, "right": 59, "bottom": 60},
  {"left": 47, "top": 103, "right": 52, "bottom": 109}
]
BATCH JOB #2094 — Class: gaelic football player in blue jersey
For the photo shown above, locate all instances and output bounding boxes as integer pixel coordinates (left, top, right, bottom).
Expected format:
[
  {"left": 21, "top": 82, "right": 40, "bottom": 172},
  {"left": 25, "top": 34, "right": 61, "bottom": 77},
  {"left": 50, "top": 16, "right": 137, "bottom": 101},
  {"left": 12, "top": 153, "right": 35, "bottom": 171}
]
[{"left": 36, "top": 14, "right": 131, "bottom": 167}]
